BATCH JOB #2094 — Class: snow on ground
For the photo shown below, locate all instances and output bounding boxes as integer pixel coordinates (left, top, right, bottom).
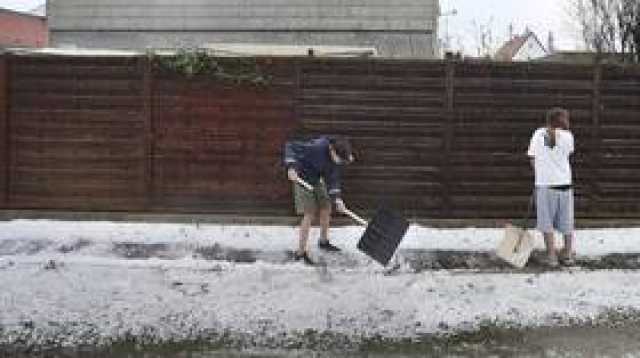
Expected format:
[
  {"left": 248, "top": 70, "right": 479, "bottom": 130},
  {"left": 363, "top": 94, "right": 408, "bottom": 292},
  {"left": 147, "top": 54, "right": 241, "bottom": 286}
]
[
  {"left": 1, "top": 219, "right": 640, "bottom": 348},
  {"left": 1, "top": 219, "right": 639, "bottom": 256}
]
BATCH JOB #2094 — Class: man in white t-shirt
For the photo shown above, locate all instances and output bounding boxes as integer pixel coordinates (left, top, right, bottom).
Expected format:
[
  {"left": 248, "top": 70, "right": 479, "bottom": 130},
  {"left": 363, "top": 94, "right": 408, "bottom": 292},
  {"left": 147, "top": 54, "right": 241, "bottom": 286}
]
[{"left": 527, "top": 107, "right": 575, "bottom": 267}]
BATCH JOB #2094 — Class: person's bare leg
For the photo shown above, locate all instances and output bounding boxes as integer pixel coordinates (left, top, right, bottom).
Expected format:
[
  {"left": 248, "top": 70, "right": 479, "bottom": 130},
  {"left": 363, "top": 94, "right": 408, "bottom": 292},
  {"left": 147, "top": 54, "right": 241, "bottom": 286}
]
[
  {"left": 544, "top": 232, "right": 557, "bottom": 257},
  {"left": 562, "top": 233, "right": 575, "bottom": 257},
  {"left": 318, "top": 206, "right": 332, "bottom": 243},
  {"left": 298, "top": 210, "right": 316, "bottom": 254}
]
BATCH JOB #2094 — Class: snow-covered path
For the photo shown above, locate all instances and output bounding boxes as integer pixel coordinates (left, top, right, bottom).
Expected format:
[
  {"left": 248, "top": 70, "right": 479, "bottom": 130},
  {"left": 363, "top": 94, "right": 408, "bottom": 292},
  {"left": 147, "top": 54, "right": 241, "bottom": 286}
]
[
  {"left": 2, "top": 219, "right": 640, "bottom": 256},
  {"left": 1, "top": 220, "right": 640, "bottom": 349}
]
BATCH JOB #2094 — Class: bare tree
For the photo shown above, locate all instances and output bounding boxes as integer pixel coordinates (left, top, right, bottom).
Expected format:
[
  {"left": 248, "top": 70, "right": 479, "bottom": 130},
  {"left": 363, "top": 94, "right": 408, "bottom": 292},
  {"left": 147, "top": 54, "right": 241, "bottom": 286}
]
[
  {"left": 569, "top": 0, "right": 640, "bottom": 62},
  {"left": 618, "top": 0, "right": 640, "bottom": 62},
  {"left": 471, "top": 18, "right": 499, "bottom": 58}
]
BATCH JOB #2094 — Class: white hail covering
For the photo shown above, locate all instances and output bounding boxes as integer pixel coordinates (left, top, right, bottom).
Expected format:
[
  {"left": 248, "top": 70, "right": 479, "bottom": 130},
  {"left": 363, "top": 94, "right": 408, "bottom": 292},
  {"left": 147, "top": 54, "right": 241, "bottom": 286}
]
[{"left": 0, "top": 219, "right": 639, "bottom": 346}]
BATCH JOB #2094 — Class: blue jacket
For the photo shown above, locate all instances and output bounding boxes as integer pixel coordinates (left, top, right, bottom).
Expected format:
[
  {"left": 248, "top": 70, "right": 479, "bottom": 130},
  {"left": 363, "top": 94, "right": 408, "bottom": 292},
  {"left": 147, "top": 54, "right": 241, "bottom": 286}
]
[{"left": 283, "top": 137, "right": 342, "bottom": 199}]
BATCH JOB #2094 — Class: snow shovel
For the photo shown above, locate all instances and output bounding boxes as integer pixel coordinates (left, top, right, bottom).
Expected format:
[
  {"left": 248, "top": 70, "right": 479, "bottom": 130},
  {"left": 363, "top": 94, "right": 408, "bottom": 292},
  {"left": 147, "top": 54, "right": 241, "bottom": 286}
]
[
  {"left": 295, "top": 178, "right": 409, "bottom": 266},
  {"left": 355, "top": 206, "right": 409, "bottom": 267},
  {"left": 496, "top": 192, "right": 536, "bottom": 269}
]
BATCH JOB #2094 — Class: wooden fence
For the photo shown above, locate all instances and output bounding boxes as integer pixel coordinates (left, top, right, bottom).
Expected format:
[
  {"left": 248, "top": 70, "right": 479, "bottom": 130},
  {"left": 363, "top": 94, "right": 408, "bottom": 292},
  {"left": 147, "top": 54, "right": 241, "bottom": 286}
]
[{"left": 1, "top": 54, "right": 639, "bottom": 220}]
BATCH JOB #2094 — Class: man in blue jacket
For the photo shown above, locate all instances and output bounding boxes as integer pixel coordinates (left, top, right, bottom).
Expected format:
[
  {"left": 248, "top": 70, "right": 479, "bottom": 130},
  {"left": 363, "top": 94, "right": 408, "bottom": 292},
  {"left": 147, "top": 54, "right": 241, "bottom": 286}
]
[{"left": 284, "top": 136, "right": 355, "bottom": 265}]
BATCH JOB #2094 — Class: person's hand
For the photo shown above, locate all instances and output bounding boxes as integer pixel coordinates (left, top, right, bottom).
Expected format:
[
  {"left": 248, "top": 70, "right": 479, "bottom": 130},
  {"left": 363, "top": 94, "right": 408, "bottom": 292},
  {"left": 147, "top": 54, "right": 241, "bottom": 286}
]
[
  {"left": 334, "top": 198, "right": 347, "bottom": 213},
  {"left": 287, "top": 168, "right": 299, "bottom": 182}
]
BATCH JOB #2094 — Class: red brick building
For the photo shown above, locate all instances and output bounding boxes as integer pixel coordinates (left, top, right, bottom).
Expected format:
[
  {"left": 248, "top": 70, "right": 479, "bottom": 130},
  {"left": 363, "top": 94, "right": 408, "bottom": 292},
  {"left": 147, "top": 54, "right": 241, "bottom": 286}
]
[{"left": 0, "top": 7, "right": 48, "bottom": 48}]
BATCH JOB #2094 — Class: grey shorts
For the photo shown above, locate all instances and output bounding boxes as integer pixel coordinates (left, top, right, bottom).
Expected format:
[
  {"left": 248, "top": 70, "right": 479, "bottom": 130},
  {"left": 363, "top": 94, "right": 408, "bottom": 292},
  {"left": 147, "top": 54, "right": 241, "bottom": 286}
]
[{"left": 536, "top": 187, "right": 574, "bottom": 235}]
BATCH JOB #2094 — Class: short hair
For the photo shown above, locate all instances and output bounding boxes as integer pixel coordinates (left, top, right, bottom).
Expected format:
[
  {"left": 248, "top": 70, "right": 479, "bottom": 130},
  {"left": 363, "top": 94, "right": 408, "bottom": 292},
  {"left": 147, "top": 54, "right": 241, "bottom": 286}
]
[{"left": 329, "top": 136, "right": 353, "bottom": 163}]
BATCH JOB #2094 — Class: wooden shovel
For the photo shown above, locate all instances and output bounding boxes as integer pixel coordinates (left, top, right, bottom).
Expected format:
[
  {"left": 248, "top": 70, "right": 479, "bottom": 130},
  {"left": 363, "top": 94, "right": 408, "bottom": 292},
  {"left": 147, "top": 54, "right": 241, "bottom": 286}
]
[{"left": 496, "top": 192, "right": 536, "bottom": 268}]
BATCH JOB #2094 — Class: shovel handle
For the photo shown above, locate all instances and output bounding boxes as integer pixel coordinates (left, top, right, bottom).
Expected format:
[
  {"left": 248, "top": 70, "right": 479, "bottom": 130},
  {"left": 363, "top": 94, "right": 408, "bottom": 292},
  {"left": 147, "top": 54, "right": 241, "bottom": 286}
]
[
  {"left": 342, "top": 208, "right": 368, "bottom": 226},
  {"left": 294, "top": 177, "right": 314, "bottom": 191},
  {"left": 294, "top": 177, "right": 368, "bottom": 226}
]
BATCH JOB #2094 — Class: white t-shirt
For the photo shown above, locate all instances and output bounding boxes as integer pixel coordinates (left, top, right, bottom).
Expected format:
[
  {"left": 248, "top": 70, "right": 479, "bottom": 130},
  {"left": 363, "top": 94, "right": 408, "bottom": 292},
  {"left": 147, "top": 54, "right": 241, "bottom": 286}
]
[{"left": 527, "top": 127, "right": 574, "bottom": 187}]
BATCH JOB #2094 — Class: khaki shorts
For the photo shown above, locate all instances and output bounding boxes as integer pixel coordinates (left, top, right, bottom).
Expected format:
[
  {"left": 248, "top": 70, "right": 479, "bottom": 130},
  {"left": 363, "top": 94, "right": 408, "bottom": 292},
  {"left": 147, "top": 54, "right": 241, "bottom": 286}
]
[{"left": 293, "top": 179, "right": 331, "bottom": 215}]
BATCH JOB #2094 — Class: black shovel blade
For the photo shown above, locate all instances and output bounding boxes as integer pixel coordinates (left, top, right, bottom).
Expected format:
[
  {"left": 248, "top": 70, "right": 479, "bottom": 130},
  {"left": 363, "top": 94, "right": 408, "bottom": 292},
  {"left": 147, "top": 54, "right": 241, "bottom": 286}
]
[{"left": 357, "top": 207, "right": 410, "bottom": 266}]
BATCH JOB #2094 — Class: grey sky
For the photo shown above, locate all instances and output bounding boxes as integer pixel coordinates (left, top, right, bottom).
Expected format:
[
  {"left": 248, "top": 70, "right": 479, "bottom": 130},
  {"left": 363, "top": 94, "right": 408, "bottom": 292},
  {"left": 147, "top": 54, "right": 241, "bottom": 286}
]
[{"left": 2, "top": 0, "right": 581, "bottom": 54}]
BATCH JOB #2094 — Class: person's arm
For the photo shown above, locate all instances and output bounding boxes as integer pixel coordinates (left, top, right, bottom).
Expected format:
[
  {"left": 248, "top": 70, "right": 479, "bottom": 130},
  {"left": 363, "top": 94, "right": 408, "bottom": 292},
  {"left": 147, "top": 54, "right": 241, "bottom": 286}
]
[
  {"left": 562, "top": 132, "right": 575, "bottom": 168},
  {"left": 326, "top": 166, "right": 347, "bottom": 213},
  {"left": 567, "top": 132, "right": 575, "bottom": 155},
  {"left": 527, "top": 130, "right": 538, "bottom": 169},
  {"left": 283, "top": 142, "right": 301, "bottom": 181},
  {"left": 554, "top": 130, "right": 575, "bottom": 159}
]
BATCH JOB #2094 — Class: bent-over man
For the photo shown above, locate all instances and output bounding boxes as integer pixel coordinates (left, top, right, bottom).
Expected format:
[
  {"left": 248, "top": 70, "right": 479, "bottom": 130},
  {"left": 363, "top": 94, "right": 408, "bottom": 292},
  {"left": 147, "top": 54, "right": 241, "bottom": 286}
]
[{"left": 283, "top": 136, "right": 355, "bottom": 265}]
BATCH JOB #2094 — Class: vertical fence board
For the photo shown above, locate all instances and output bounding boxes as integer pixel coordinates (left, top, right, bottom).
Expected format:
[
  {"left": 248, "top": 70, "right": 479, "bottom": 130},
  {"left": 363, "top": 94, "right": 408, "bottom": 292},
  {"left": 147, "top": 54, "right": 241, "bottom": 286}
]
[
  {"left": 142, "top": 57, "right": 154, "bottom": 209},
  {"left": 442, "top": 59, "right": 456, "bottom": 217},
  {"left": 590, "top": 64, "right": 602, "bottom": 215},
  {"left": 0, "top": 55, "right": 7, "bottom": 207}
]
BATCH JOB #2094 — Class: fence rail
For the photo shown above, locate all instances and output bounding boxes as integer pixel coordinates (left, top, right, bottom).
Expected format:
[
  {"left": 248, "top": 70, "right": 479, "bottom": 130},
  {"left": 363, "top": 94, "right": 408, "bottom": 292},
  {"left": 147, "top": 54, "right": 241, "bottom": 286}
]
[{"left": 0, "top": 54, "right": 639, "bottom": 220}]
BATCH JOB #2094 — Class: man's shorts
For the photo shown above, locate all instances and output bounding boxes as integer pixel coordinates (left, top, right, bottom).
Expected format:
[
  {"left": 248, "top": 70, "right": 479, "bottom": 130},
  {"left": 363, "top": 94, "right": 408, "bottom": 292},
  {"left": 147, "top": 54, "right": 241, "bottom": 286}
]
[
  {"left": 293, "top": 179, "right": 331, "bottom": 215},
  {"left": 535, "top": 186, "right": 574, "bottom": 235}
]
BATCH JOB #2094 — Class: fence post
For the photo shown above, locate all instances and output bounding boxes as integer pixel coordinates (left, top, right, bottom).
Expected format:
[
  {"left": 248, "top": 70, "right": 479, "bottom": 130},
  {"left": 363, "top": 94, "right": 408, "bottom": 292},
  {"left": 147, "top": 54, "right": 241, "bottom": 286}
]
[
  {"left": 294, "top": 58, "right": 302, "bottom": 125},
  {"left": 0, "top": 54, "right": 9, "bottom": 207},
  {"left": 442, "top": 57, "right": 456, "bottom": 218},
  {"left": 142, "top": 56, "right": 154, "bottom": 210},
  {"left": 590, "top": 63, "right": 602, "bottom": 216}
]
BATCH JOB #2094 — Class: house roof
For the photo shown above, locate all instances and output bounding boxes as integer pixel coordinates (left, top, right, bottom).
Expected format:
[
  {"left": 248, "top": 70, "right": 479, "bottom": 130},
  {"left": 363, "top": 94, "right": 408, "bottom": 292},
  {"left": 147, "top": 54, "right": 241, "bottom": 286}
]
[
  {"left": 494, "top": 31, "right": 546, "bottom": 61},
  {"left": 0, "top": 6, "right": 45, "bottom": 19},
  {"left": 31, "top": 4, "right": 46, "bottom": 17},
  {"left": 538, "top": 51, "right": 632, "bottom": 64},
  {"left": 6, "top": 44, "right": 377, "bottom": 58},
  {"left": 204, "top": 43, "right": 376, "bottom": 57}
]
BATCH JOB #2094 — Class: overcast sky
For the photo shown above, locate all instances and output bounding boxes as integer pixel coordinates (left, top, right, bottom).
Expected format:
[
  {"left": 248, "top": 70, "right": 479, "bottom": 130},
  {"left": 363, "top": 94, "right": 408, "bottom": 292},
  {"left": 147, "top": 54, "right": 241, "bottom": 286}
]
[
  {"left": 0, "top": 0, "right": 42, "bottom": 12},
  {"left": 440, "top": 0, "right": 581, "bottom": 55},
  {"left": 1, "top": 0, "right": 581, "bottom": 54}
]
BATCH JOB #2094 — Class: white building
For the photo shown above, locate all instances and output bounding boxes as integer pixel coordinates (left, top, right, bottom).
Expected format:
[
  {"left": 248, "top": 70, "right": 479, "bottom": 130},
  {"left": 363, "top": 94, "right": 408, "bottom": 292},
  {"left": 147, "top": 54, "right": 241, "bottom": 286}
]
[
  {"left": 494, "top": 30, "right": 548, "bottom": 62},
  {"left": 47, "top": 0, "right": 440, "bottom": 58}
]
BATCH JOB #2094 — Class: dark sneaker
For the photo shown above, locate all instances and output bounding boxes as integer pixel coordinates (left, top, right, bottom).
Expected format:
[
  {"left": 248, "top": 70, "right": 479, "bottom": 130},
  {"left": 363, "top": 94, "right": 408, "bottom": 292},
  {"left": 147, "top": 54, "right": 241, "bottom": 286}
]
[
  {"left": 318, "top": 240, "right": 341, "bottom": 252},
  {"left": 539, "top": 254, "right": 559, "bottom": 268},
  {"left": 559, "top": 250, "right": 577, "bottom": 266},
  {"left": 559, "top": 254, "right": 576, "bottom": 267},
  {"left": 294, "top": 251, "right": 316, "bottom": 266}
]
